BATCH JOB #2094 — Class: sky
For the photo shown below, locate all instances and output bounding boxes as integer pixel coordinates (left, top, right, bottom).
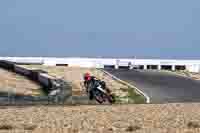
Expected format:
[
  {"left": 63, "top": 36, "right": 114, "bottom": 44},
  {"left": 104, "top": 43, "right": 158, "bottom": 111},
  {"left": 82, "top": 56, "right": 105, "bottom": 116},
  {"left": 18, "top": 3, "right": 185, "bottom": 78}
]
[{"left": 0, "top": 0, "right": 200, "bottom": 59}]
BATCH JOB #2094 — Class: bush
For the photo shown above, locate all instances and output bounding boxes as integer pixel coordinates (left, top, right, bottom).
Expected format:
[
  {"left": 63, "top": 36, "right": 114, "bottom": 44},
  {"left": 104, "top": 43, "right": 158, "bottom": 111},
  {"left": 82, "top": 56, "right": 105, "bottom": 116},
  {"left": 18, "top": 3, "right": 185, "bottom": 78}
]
[
  {"left": 125, "top": 125, "right": 141, "bottom": 132},
  {"left": 187, "top": 121, "right": 200, "bottom": 129},
  {"left": 0, "top": 124, "right": 14, "bottom": 130},
  {"left": 23, "top": 124, "right": 37, "bottom": 130}
]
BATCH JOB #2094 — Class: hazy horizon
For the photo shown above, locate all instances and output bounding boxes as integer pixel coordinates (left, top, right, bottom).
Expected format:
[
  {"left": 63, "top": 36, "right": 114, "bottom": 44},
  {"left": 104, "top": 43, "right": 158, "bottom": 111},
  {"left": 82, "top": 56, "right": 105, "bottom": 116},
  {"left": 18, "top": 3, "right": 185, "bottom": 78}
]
[{"left": 0, "top": 1, "right": 200, "bottom": 59}]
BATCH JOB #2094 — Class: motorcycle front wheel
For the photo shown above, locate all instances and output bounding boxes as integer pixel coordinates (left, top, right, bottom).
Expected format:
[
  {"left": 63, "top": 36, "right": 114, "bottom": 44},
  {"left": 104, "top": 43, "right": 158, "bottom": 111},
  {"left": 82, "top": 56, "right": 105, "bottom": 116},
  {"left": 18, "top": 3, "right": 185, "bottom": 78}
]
[{"left": 106, "top": 94, "right": 116, "bottom": 104}]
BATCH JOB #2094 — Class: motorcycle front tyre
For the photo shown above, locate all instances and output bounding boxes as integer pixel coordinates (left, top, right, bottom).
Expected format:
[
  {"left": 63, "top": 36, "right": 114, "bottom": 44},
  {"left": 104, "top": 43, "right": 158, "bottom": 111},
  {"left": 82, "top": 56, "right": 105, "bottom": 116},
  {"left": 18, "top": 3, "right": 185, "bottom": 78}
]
[{"left": 107, "top": 94, "right": 116, "bottom": 104}]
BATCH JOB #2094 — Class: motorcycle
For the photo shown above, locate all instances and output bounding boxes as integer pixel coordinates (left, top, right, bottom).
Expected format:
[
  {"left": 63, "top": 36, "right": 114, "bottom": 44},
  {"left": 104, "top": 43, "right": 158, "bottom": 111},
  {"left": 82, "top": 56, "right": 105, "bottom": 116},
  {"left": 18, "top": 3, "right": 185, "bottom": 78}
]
[{"left": 85, "top": 80, "right": 115, "bottom": 104}]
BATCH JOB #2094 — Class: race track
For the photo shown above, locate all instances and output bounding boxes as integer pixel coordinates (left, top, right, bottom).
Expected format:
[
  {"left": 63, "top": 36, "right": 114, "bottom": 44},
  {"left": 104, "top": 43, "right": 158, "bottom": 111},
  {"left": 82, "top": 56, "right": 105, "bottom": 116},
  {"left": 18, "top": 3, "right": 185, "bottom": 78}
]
[{"left": 105, "top": 69, "right": 200, "bottom": 103}]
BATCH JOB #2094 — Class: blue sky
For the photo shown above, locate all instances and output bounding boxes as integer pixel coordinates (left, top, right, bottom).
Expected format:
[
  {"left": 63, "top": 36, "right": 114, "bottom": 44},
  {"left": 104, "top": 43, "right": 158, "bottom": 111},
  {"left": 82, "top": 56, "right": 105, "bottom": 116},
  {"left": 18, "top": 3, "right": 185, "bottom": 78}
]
[{"left": 0, "top": 0, "right": 200, "bottom": 59}]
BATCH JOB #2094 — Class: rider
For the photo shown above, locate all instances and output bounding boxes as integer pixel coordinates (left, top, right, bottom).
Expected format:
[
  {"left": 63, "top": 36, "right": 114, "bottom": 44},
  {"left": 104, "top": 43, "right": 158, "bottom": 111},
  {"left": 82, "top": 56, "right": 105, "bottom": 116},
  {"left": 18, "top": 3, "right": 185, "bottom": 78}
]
[
  {"left": 83, "top": 72, "right": 106, "bottom": 100},
  {"left": 83, "top": 72, "right": 91, "bottom": 91}
]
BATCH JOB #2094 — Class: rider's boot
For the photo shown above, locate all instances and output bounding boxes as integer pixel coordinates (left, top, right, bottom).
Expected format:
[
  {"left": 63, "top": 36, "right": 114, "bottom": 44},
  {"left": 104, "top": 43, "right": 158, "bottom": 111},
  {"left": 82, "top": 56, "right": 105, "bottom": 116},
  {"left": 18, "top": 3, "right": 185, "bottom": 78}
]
[{"left": 89, "top": 90, "right": 93, "bottom": 100}]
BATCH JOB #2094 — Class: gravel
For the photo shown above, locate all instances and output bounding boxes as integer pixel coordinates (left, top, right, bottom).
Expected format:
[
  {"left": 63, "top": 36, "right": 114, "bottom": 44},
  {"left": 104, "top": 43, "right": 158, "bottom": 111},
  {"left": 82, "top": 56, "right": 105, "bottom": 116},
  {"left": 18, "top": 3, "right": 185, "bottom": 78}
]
[{"left": 0, "top": 103, "right": 200, "bottom": 132}]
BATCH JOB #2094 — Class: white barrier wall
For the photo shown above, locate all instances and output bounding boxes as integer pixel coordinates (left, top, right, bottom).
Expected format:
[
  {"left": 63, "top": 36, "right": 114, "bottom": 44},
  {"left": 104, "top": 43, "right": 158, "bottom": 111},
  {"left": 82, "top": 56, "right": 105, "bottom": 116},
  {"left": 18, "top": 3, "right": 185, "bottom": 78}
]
[
  {"left": 43, "top": 60, "right": 57, "bottom": 66},
  {"left": 187, "top": 64, "right": 200, "bottom": 73},
  {"left": 1, "top": 57, "right": 200, "bottom": 73}
]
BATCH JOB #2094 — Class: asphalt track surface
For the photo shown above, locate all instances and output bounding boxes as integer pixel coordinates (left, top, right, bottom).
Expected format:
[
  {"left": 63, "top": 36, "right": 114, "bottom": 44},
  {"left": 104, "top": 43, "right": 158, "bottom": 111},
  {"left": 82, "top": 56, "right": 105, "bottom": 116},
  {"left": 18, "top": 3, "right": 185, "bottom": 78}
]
[{"left": 105, "top": 69, "right": 200, "bottom": 103}]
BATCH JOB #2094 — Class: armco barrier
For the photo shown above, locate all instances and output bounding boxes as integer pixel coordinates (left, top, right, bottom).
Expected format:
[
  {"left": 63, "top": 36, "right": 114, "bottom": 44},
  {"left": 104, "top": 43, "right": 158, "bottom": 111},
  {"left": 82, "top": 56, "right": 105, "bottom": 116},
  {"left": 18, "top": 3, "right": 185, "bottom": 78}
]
[
  {"left": 14, "top": 65, "right": 31, "bottom": 76},
  {"left": 0, "top": 60, "right": 15, "bottom": 71},
  {"left": 0, "top": 60, "right": 71, "bottom": 104},
  {"left": 30, "top": 70, "right": 40, "bottom": 81},
  {"left": 38, "top": 73, "right": 54, "bottom": 88}
]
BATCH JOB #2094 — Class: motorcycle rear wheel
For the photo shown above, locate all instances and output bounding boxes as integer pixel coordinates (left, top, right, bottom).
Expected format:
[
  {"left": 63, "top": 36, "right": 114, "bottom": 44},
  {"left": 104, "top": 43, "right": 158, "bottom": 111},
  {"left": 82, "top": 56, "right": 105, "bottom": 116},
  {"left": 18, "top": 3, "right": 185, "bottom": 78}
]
[{"left": 95, "top": 95, "right": 104, "bottom": 104}]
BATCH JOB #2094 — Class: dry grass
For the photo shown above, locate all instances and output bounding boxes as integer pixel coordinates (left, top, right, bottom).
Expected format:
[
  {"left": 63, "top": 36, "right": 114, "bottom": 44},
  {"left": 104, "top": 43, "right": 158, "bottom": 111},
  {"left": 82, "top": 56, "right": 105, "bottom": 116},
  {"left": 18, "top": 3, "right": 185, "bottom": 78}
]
[
  {"left": 174, "top": 70, "right": 200, "bottom": 81},
  {"left": 0, "top": 68, "right": 41, "bottom": 96},
  {"left": 20, "top": 65, "right": 131, "bottom": 99},
  {"left": 23, "top": 124, "right": 37, "bottom": 131}
]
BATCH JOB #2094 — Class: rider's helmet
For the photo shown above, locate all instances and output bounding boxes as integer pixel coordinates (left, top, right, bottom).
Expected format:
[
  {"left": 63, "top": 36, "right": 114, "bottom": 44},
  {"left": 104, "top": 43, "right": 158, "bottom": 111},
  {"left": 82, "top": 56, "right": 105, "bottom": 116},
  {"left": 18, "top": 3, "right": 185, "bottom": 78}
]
[{"left": 84, "top": 72, "right": 91, "bottom": 81}]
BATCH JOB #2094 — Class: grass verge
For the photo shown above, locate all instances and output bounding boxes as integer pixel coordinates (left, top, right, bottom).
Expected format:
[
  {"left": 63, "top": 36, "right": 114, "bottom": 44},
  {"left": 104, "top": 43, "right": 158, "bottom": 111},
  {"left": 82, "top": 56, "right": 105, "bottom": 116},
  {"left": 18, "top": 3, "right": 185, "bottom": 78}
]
[{"left": 114, "top": 87, "right": 146, "bottom": 104}]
